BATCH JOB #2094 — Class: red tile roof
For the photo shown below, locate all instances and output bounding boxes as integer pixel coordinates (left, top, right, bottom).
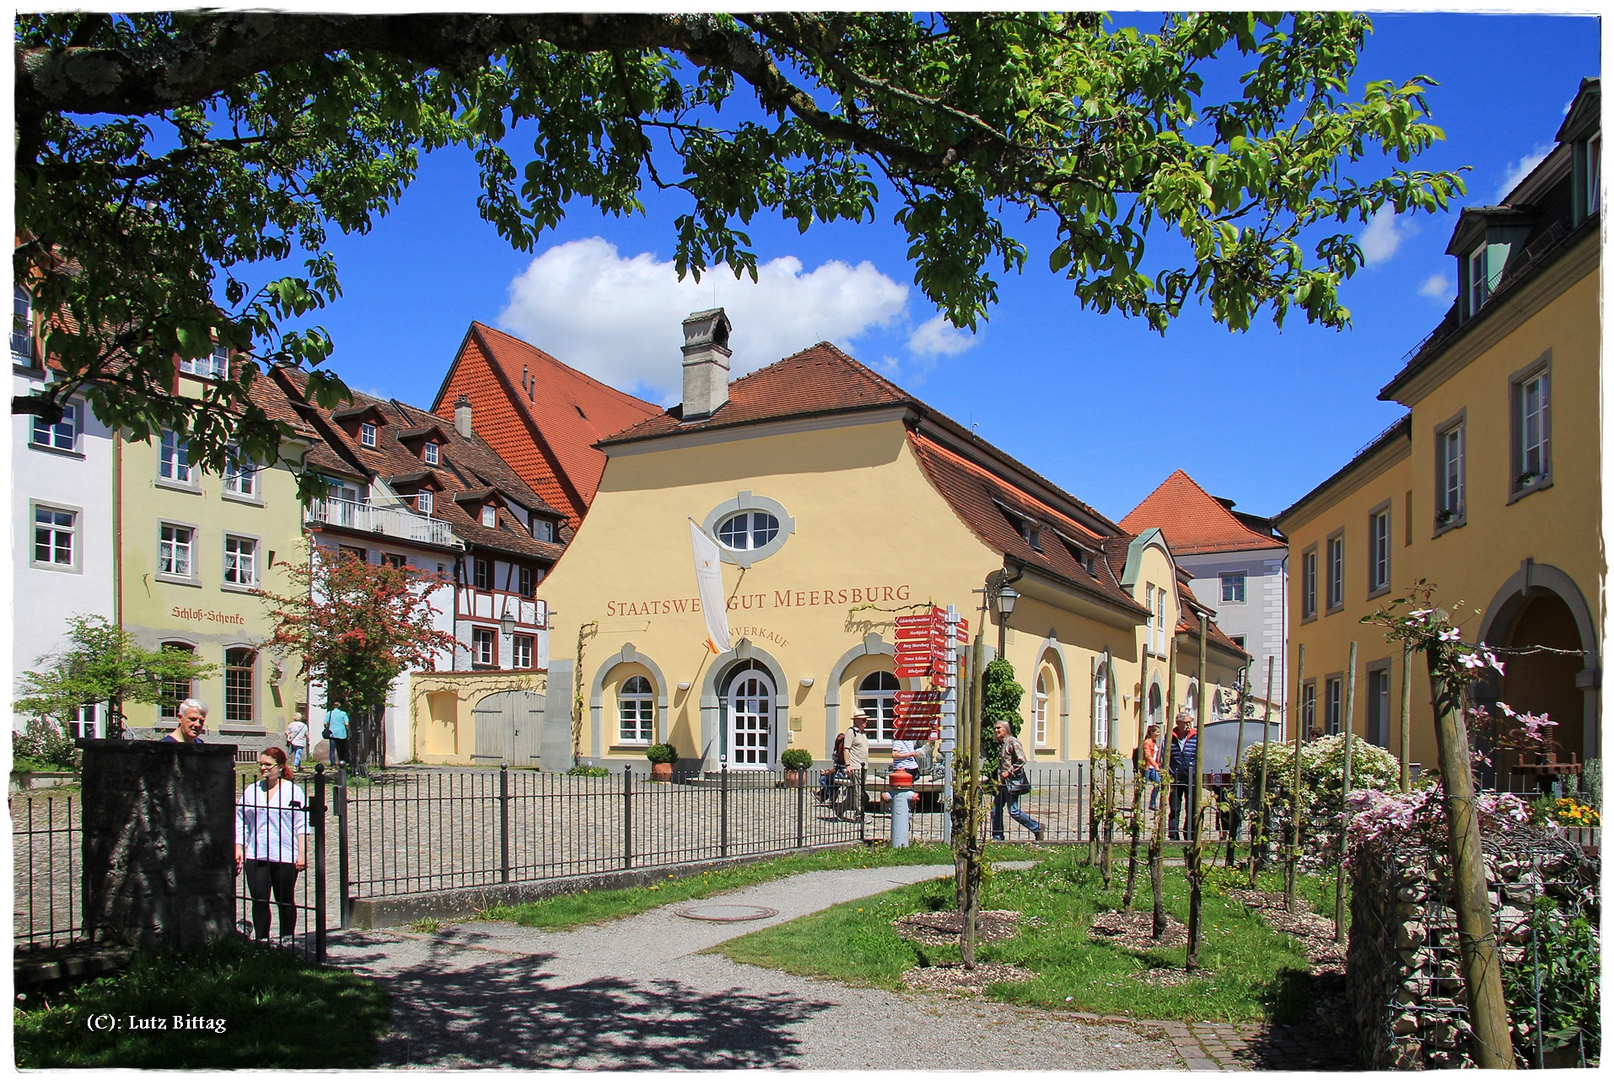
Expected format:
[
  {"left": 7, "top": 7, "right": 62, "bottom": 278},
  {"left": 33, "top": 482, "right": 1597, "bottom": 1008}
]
[
  {"left": 1119, "top": 470, "right": 1285, "bottom": 555},
  {"left": 602, "top": 342, "right": 913, "bottom": 444},
  {"left": 430, "top": 323, "right": 661, "bottom": 528}
]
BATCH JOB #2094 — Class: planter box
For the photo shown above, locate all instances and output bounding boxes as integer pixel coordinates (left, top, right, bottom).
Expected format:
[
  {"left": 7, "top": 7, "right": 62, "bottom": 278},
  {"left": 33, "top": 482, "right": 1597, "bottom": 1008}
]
[{"left": 10, "top": 770, "right": 78, "bottom": 791}]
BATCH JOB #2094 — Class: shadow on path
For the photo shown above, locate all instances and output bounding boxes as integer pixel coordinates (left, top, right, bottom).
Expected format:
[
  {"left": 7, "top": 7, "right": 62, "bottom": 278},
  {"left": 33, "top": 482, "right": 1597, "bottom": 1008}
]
[{"left": 337, "top": 938, "right": 834, "bottom": 1068}]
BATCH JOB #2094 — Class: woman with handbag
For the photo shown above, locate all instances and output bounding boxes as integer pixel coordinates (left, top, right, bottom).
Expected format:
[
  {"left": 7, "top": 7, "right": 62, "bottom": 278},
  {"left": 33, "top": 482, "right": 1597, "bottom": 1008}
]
[
  {"left": 991, "top": 719, "right": 1043, "bottom": 841},
  {"left": 234, "top": 746, "right": 311, "bottom": 939}
]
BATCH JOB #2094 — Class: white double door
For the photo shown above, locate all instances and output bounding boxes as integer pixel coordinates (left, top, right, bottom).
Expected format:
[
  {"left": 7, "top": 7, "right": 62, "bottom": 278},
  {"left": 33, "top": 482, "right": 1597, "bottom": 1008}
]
[{"left": 726, "top": 671, "right": 776, "bottom": 769}]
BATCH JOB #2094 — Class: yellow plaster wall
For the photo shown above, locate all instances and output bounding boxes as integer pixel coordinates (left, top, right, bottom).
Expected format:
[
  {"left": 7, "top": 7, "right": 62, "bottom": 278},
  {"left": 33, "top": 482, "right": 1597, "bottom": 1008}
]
[
  {"left": 1281, "top": 255, "right": 1601, "bottom": 771},
  {"left": 118, "top": 424, "right": 311, "bottom": 734}
]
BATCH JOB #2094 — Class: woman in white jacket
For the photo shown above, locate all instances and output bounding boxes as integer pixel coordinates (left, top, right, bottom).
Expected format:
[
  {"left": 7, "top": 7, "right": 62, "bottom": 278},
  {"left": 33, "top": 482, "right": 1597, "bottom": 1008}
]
[{"left": 235, "top": 746, "right": 311, "bottom": 939}]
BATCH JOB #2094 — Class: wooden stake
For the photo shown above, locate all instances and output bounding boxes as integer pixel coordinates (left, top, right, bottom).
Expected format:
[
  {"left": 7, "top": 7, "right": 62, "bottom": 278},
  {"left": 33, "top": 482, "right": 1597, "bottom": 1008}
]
[
  {"left": 1250, "top": 655, "right": 1275, "bottom": 887},
  {"left": 1400, "top": 641, "right": 1414, "bottom": 793},
  {"left": 1150, "top": 636, "right": 1176, "bottom": 938},
  {"left": 1123, "top": 646, "right": 1149, "bottom": 910},
  {"left": 1286, "top": 643, "right": 1306, "bottom": 913},
  {"left": 1186, "top": 612, "right": 1208, "bottom": 970},
  {"left": 1336, "top": 641, "right": 1357, "bottom": 944}
]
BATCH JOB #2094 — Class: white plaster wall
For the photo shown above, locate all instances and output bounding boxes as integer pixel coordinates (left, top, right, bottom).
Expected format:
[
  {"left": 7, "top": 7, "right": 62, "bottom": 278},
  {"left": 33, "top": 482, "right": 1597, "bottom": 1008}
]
[
  {"left": 11, "top": 369, "right": 116, "bottom": 731},
  {"left": 1179, "top": 550, "right": 1288, "bottom": 731}
]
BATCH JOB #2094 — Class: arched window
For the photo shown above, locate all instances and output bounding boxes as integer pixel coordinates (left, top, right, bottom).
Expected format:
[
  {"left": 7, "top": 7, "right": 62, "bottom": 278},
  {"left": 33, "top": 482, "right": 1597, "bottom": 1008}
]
[
  {"left": 160, "top": 643, "right": 195, "bottom": 718},
  {"left": 1092, "top": 665, "right": 1110, "bottom": 749},
  {"left": 856, "top": 670, "right": 899, "bottom": 743},
  {"left": 1149, "top": 683, "right": 1163, "bottom": 726},
  {"left": 1034, "top": 670, "right": 1050, "bottom": 747},
  {"left": 224, "top": 648, "right": 256, "bottom": 725},
  {"left": 618, "top": 675, "right": 654, "bottom": 744}
]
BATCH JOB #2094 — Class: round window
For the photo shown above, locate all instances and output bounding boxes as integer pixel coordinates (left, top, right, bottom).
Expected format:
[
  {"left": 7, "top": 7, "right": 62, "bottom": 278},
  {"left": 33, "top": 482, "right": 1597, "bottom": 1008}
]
[{"left": 717, "top": 511, "right": 780, "bottom": 552}]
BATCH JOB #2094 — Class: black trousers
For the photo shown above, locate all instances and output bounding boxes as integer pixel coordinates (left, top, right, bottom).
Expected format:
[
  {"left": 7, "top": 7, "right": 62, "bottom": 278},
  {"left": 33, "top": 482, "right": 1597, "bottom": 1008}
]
[
  {"left": 329, "top": 736, "right": 349, "bottom": 765},
  {"left": 1168, "top": 779, "right": 1192, "bottom": 840},
  {"left": 243, "top": 859, "right": 301, "bottom": 938}
]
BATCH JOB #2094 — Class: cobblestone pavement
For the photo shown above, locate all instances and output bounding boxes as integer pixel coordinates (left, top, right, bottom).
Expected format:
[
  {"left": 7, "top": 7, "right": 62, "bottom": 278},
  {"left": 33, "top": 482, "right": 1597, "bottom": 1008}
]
[{"left": 1157, "top": 1019, "right": 1358, "bottom": 1071}]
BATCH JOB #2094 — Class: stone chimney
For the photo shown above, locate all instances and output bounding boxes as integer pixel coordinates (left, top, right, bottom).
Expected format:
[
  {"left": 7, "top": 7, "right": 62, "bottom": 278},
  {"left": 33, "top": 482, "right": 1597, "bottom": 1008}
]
[
  {"left": 681, "top": 308, "right": 732, "bottom": 420},
  {"left": 454, "top": 394, "right": 473, "bottom": 438}
]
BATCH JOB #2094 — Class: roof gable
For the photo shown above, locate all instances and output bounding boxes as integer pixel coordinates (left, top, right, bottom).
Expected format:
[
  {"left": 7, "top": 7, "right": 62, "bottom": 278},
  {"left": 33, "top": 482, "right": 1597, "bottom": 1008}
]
[{"left": 1119, "top": 470, "right": 1285, "bottom": 555}]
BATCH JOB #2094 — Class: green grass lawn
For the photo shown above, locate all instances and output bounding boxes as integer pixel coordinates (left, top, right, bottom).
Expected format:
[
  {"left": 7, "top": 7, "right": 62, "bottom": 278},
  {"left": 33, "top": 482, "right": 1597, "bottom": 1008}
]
[
  {"left": 716, "top": 846, "right": 1334, "bottom": 1023},
  {"left": 13, "top": 939, "right": 389, "bottom": 1069},
  {"left": 481, "top": 841, "right": 1003, "bottom": 930}
]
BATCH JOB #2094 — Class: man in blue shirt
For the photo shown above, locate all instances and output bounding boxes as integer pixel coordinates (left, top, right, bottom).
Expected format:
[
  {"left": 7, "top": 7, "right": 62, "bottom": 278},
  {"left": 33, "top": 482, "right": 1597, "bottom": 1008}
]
[
  {"left": 325, "top": 704, "right": 350, "bottom": 768},
  {"left": 1167, "top": 711, "right": 1198, "bottom": 841}
]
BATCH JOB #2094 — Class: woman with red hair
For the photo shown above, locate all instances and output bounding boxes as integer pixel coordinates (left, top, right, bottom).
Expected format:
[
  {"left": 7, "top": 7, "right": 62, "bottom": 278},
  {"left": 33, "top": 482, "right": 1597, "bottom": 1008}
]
[{"left": 234, "top": 746, "right": 310, "bottom": 939}]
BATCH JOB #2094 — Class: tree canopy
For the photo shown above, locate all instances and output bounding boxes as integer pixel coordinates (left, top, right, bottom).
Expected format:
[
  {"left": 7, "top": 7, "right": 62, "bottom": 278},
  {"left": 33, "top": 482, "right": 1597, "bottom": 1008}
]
[{"left": 15, "top": 12, "right": 1465, "bottom": 477}]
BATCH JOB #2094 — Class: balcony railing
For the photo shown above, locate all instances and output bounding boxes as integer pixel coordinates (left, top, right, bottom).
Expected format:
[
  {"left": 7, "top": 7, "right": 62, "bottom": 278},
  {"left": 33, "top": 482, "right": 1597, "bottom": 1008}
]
[{"left": 306, "top": 498, "right": 462, "bottom": 549}]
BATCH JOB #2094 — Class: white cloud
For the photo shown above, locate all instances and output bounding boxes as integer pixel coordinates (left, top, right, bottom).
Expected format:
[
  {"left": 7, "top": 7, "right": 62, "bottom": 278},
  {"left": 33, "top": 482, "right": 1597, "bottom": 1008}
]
[
  {"left": 497, "top": 238, "right": 909, "bottom": 403},
  {"left": 1357, "top": 208, "right": 1415, "bottom": 267},
  {"left": 1418, "top": 273, "right": 1453, "bottom": 303},
  {"left": 1495, "top": 143, "right": 1553, "bottom": 201},
  {"left": 906, "top": 314, "right": 979, "bottom": 358}
]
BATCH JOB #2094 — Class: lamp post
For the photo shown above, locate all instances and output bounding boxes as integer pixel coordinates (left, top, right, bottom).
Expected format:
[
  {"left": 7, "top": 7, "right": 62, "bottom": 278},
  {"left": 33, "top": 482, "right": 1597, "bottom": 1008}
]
[
  {"left": 499, "top": 607, "right": 516, "bottom": 638},
  {"left": 993, "top": 581, "right": 1019, "bottom": 659}
]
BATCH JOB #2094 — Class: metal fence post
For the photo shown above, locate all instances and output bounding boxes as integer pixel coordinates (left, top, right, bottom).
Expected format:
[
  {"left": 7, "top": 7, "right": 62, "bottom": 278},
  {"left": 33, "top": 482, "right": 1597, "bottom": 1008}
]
[
  {"left": 859, "top": 767, "right": 867, "bottom": 843},
  {"left": 336, "top": 765, "right": 350, "bottom": 930},
  {"left": 499, "top": 763, "right": 511, "bottom": 884},
  {"left": 623, "top": 765, "right": 633, "bottom": 870},
  {"left": 313, "top": 765, "right": 327, "bottom": 963},
  {"left": 796, "top": 772, "right": 806, "bottom": 848},
  {"left": 720, "top": 761, "right": 729, "bottom": 859}
]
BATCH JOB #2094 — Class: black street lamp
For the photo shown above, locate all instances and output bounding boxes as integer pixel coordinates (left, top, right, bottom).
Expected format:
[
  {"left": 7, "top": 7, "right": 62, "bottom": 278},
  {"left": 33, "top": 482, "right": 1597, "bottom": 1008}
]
[{"left": 993, "top": 580, "right": 1019, "bottom": 659}]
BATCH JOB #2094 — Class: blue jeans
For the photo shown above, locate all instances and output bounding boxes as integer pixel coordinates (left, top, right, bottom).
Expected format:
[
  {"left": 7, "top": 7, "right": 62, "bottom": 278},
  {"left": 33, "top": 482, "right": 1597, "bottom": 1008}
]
[
  {"left": 291, "top": 747, "right": 305, "bottom": 768},
  {"left": 992, "top": 787, "right": 1040, "bottom": 839},
  {"left": 1144, "top": 767, "right": 1161, "bottom": 810}
]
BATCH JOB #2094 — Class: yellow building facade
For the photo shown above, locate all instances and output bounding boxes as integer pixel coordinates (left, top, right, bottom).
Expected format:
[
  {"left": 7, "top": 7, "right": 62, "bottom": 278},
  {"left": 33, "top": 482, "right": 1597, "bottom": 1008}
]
[
  {"left": 521, "top": 321, "right": 1243, "bottom": 775},
  {"left": 1277, "top": 79, "right": 1602, "bottom": 781},
  {"left": 118, "top": 370, "right": 315, "bottom": 741}
]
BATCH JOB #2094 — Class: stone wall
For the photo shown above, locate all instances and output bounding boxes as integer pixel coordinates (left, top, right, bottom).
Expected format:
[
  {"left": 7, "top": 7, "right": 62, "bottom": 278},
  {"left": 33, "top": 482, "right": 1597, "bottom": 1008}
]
[
  {"left": 1347, "top": 827, "right": 1599, "bottom": 1069},
  {"left": 81, "top": 740, "right": 237, "bottom": 950}
]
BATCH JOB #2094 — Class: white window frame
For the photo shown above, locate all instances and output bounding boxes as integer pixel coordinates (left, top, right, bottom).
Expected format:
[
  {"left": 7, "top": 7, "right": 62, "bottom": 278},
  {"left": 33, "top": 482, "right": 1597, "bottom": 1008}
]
[
  {"left": 158, "top": 429, "right": 195, "bottom": 486},
  {"left": 716, "top": 510, "right": 781, "bottom": 553},
  {"left": 617, "top": 674, "right": 655, "bottom": 743},
  {"left": 533, "top": 519, "right": 555, "bottom": 543},
  {"left": 223, "top": 534, "right": 258, "bottom": 590},
  {"left": 856, "top": 670, "right": 899, "bottom": 744},
  {"left": 1220, "top": 571, "right": 1246, "bottom": 604},
  {"left": 519, "top": 565, "right": 534, "bottom": 597},
  {"left": 222, "top": 447, "right": 260, "bottom": 501},
  {"left": 512, "top": 634, "right": 535, "bottom": 670},
  {"left": 1033, "top": 670, "right": 1050, "bottom": 748},
  {"left": 180, "top": 344, "right": 228, "bottom": 380},
  {"left": 1325, "top": 676, "right": 1344, "bottom": 736},
  {"left": 416, "top": 490, "right": 434, "bottom": 515},
  {"left": 471, "top": 626, "right": 497, "bottom": 668},
  {"left": 423, "top": 442, "right": 439, "bottom": 465},
  {"left": 30, "top": 401, "right": 80, "bottom": 453},
  {"left": 1092, "top": 665, "right": 1110, "bottom": 750},
  {"left": 359, "top": 421, "right": 378, "bottom": 448},
  {"left": 1511, "top": 358, "right": 1551, "bottom": 499},
  {"left": 71, "top": 702, "right": 104, "bottom": 741},
  {"left": 472, "top": 557, "right": 492, "bottom": 590},
  {"left": 1301, "top": 546, "right": 1318, "bottom": 621},
  {"left": 1144, "top": 584, "right": 1156, "bottom": 654},
  {"left": 1368, "top": 505, "right": 1392, "bottom": 596},
  {"left": 1155, "top": 588, "right": 1167, "bottom": 655},
  {"left": 481, "top": 504, "right": 497, "bottom": 527},
  {"left": 1435, "top": 412, "right": 1466, "bottom": 531},
  {"left": 1325, "top": 533, "right": 1344, "bottom": 612},
  {"left": 1301, "top": 681, "right": 1317, "bottom": 737},
  {"left": 157, "top": 521, "right": 198, "bottom": 583},
  {"left": 1466, "top": 245, "right": 1488, "bottom": 317},
  {"left": 224, "top": 647, "right": 256, "bottom": 725},
  {"left": 31, "top": 501, "right": 80, "bottom": 572},
  {"left": 12, "top": 284, "right": 34, "bottom": 362},
  {"left": 159, "top": 642, "right": 197, "bottom": 718}
]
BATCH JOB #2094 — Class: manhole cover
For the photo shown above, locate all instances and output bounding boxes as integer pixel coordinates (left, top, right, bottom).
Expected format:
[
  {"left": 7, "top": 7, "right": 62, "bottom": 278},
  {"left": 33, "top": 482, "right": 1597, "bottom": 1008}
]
[{"left": 674, "top": 903, "right": 780, "bottom": 923}]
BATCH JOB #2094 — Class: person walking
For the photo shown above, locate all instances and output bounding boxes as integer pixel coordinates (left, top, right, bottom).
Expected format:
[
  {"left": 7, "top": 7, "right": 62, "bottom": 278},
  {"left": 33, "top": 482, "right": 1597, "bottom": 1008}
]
[
  {"left": 1141, "top": 723, "right": 1162, "bottom": 811},
  {"left": 1168, "top": 711, "right": 1198, "bottom": 841},
  {"left": 324, "top": 703, "right": 350, "bottom": 768},
  {"left": 162, "top": 698, "right": 208, "bottom": 744},
  {"left": 285, "top": 715, "right": 310, "bottom": 769},
  {"left": 991, "top": 719, "right": 1042, "bottom": 841},
  {"left": 234, "top": 747, "right": 311, "bottom": 940},
  {"left": 843, "top": 712, "right": 871, "bottom": 819}
]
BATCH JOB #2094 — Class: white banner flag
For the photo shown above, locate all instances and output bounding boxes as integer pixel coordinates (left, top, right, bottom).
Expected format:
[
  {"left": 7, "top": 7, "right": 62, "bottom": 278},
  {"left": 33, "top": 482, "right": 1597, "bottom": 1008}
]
[{"left": 690, "top": 519, "right": 731, "bottom": 654}]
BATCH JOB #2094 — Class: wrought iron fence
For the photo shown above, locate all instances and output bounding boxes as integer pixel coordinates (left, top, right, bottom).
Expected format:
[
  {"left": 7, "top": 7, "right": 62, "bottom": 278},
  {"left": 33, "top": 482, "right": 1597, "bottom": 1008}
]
[{"left": 11, "top": 791, "right": 83, "bottom": 948}]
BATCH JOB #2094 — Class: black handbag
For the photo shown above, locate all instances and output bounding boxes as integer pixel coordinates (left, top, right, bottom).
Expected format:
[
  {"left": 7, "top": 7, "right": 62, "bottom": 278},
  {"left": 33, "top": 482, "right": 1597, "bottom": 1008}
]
[{"left": 1005, "top": 767, "right": 1031, "bottom": 797}]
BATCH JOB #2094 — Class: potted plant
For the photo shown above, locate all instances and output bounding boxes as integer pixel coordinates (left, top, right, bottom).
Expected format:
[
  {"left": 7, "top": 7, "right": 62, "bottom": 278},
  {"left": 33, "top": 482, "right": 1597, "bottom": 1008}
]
[
  {"left": 780, "top": 748, "right": 814, "bottom": 787},
  {"left": 645, "top": 742, "right": 677, "bottom": 781}
]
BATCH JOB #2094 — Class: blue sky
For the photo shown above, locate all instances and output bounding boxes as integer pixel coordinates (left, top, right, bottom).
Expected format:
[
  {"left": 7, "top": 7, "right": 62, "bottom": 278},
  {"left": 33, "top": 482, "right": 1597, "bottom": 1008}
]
[{"left": 299, "top": 13, "right": 1600, "bottom": 525}]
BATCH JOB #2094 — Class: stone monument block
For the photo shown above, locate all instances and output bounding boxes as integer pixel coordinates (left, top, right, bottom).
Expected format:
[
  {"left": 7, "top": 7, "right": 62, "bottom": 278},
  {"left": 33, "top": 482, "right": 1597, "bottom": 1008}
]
[{"left": 80, "top": 740, "right": 236, "bottom": 950}]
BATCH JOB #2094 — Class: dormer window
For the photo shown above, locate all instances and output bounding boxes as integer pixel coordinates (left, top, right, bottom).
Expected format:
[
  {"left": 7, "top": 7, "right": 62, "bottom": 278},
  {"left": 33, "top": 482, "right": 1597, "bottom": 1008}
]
[
  {"left": 1588, "top": 134, "right": 1601, "bottom": 215},
  {"left": 359, "top": 422, "right": 377, "bottom": 448},
  {"left": 1466, "top": 245, "right": 1489, "bottom": 317},
  {"left": 180, "top": 342, "right": 229, "bottom": 380},
  {"left": 481, "top": 504, "right": 497, "bottom": 528},
  {"left": 532, "top": 518, "right": 555, "bottom": 543},
  {"left": 12, "top": 285, "right": 34, "bottom": 362},
  {"left": 423, "top": 442, "right": 439, "bottom": 465},
  {"left": 417, "top": 490, "right": 434, "bottom": 515}
]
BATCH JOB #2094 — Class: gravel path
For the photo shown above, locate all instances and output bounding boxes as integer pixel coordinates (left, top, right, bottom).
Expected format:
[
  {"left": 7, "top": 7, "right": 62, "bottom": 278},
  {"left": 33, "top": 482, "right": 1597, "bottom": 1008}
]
[{"left": 325, "top": 863, "right": 1185, "bottom": 1070}]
